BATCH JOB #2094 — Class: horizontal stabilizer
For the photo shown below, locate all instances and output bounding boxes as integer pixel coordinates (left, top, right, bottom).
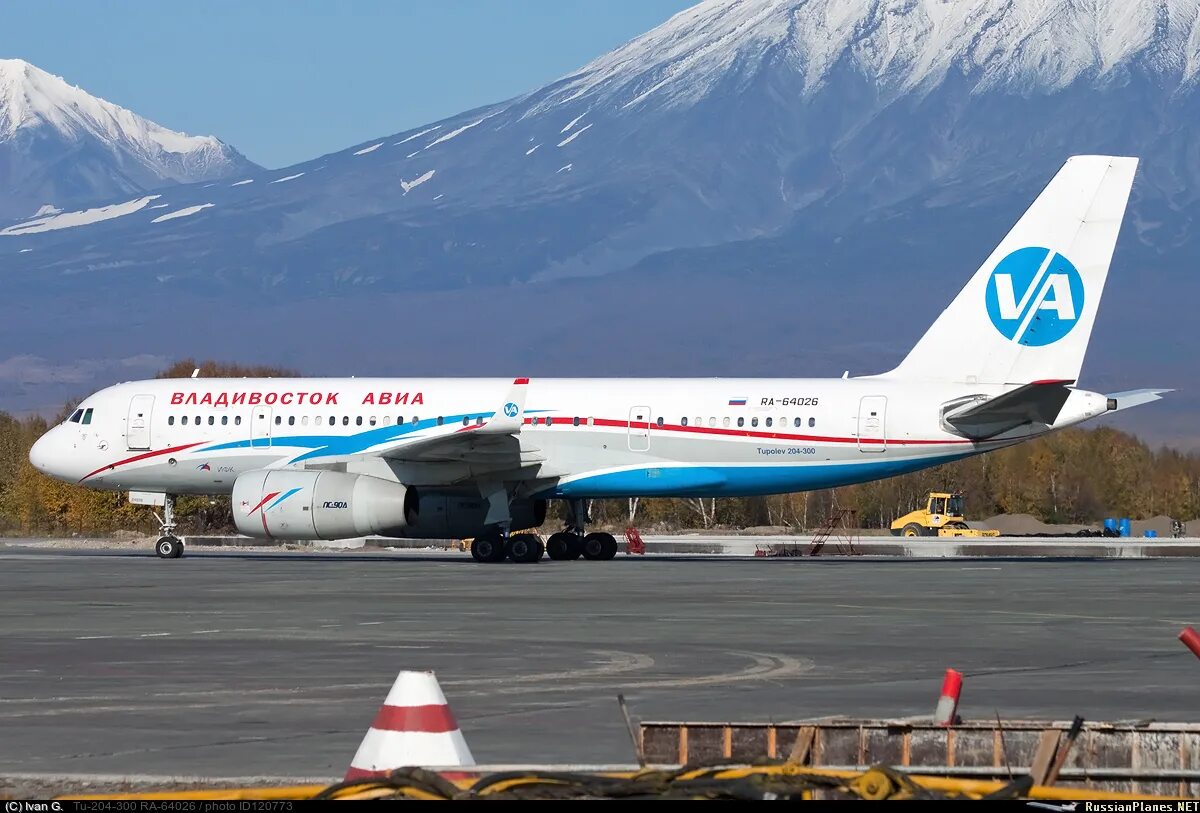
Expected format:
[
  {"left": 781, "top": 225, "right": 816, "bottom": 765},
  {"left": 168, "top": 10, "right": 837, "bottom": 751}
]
[
  {"left": 944, "top": 381, "right": 1074, "bottom": 439},
  {"left": 1105, "top": 388, "right": 1172, "bottom": 412}
]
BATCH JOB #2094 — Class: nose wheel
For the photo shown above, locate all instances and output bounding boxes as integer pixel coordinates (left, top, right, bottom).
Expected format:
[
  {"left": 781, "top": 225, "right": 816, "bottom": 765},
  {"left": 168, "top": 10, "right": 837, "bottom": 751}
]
[
  {"left": 155, "top": 536, "right": 184, "bottom": 559},
  {"left": 152, "top": 494, "right": 185, "bottom": 559}
]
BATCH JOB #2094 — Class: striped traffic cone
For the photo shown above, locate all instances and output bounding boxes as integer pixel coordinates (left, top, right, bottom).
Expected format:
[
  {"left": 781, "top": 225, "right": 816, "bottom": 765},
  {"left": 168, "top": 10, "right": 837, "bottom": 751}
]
[
  {"left": 933, "top": 668, "right": 963, "bottom": 726},
  {"left": 344, "top": 670, "right": 474, "bottom": 780}
]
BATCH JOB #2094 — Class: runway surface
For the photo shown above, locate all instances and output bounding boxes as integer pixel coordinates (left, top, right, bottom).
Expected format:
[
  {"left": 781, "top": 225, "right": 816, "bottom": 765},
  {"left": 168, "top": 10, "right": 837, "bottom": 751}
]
[{"left": 2, "top": 545, "right": 1199, "bottom": 777}]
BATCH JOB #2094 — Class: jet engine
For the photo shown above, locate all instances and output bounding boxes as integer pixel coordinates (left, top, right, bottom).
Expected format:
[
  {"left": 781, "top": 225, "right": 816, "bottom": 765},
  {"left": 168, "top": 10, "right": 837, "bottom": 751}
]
[{"left": 233, "top": 469, "right": 417, "bottom": 540}]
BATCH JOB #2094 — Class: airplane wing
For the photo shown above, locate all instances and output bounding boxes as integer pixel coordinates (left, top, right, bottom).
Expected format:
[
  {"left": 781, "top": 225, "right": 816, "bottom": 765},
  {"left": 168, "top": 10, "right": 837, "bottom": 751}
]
[
  {"left": 378, "top": 377, "right": 542, "bottom": 465},
  {"left": 943, "top": 380, "right": 1074, "bottom": 439}
]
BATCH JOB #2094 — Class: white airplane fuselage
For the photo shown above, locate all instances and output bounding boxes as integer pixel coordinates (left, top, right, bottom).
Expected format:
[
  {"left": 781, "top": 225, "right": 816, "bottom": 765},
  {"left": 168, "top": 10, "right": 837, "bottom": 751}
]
[{"left": 31, "top": 375, "right": 1110, "bottom": 499}]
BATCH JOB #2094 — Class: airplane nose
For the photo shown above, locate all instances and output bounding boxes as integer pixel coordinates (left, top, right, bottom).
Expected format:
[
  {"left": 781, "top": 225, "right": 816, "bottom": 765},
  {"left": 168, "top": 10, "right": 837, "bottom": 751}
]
[{"left": 29, "top": 431, "right": 58, "bottom": 476}]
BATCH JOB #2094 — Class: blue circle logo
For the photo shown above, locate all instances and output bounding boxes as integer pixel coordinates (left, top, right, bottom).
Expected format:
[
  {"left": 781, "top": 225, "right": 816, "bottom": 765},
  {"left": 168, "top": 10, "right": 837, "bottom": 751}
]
[
  {"left": 503, "top": 402, "right": 519, "bottom": 418},
  {"left": 985, "top": 247, "right": 1084, "bottom": 346}
]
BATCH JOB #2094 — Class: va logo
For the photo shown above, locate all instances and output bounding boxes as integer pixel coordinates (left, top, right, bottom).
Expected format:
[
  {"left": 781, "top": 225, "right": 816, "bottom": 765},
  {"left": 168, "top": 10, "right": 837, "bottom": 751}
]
[
  {"left": 503, "top": 401, "right": 519, "bottom": 418},
  {"left": 985, "top": 247, "right": 1084, "bottom": 346}
]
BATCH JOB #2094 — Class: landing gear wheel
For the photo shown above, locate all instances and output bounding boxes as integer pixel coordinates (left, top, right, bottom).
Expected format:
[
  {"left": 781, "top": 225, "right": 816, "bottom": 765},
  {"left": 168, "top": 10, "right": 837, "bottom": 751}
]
[
  {"left": 470, "top": 533, "right": 507, "bottom": 563},
  {"left": 546, "top": 532, "right": 580, "bottom": 561},
  {"left": 582, "top": 532, "right": 618, "bottom": 561},
  {"left": 155, "top": 536, "right": 183, "bottom": 559},
  {"left": 507, "top": 533, "right": 544, "bottom": 564},
  {"left": 902, "top": 523, "right": 925, "bottom": 538}
]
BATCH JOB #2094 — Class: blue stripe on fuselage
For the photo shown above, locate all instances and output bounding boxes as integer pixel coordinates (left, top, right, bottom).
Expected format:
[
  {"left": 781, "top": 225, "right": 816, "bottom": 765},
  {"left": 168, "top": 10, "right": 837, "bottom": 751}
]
[{"left": 547, "top": 453, "right": 973, "bottom": 498}]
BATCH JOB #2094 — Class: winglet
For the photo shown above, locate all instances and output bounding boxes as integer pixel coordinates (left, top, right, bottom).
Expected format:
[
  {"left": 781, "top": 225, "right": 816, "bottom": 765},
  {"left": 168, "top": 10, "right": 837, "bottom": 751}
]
[{"left": 477, "top": 377, "right": 529, "bottom": 434}]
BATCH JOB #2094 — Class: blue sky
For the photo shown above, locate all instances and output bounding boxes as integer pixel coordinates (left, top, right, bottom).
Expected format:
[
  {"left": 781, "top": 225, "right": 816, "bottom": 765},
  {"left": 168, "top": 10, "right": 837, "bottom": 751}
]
[{"left": 2, "top": 1, "right": 695, "bottom": 168}]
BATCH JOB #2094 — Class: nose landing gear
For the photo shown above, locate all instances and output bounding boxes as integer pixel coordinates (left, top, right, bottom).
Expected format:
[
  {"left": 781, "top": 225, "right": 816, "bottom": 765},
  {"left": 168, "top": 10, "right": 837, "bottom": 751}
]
[{"left": 152, "top": 494, "right": 184, "bottom": 559}]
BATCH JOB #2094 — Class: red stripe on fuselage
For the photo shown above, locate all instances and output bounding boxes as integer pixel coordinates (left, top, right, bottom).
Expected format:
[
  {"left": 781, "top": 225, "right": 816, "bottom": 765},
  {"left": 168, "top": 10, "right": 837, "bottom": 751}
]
[{"left": 79, "top": 442, "right": 206, "bottom": 482}]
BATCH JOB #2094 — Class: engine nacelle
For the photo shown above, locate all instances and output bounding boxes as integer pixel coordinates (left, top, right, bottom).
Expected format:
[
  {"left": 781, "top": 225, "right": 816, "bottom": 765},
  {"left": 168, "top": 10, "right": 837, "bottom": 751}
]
[
  {"left": 403, "top": 491, "right": 548, "bottom": 539},
  {"left": 233, "top": 469, "right": 416, "bottom": 540}
]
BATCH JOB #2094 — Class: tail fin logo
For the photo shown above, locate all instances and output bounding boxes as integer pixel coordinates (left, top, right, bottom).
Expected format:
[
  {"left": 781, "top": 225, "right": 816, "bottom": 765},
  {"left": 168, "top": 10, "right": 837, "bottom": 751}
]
[{"left": 985, "top": 247, "right": 1084, "bottom": 346}]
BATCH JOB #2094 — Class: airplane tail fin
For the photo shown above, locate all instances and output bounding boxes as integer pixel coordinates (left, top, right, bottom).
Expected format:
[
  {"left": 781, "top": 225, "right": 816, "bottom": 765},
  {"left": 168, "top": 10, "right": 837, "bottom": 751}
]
[{"left": 886, "top": 155, "right": 1138, "bottom": 385}]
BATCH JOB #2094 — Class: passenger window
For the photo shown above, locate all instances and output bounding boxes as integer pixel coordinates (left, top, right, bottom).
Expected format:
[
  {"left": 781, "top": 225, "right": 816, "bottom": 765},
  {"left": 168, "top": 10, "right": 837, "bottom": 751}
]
[
  {"left": 809, "top": 417, "right": 816, "bottom": 428},
  {"left": 751, "top": 417, "right": 759, "bottom": 427},
  {"left": 723, "top": 417, "right": 730, "bottom": 427},
  {"left": 587, "top": 417, "right": 594, "bottom": 426},
  {"left": 766, "top": 417, "right": 773, "bottom": 427},
  {"left": 195, "top": 415, "right": 200, "bottom": 425},
  {"left": 182, "top": 416, "right": 189, "bottom": 426},
  {"left": 383, "top": 416, "right": 391, "bottom": 426},
  {"left": 315, "top": 415, "right": 323, "bottom": 426},
  {"left": 546, "top": 417, "right": 554, "bottom": 426},
  {"left": 288, "top": 416, "right": 295, "bottom": 426},
  {"left": 681, "top": 417, "right": 688, "bottom": 426},
  {"left": 463, "top": 416, "right": 470, "bottom": 426},
  {"left": 436, "top": 416, "right": 444, "bottom": 426},
  {"left": 656, "top": 417, "right": 664, "bottom": 427},
  {"left": 342, "top": 416, "right": 349, "bottom": 426},
  {"left": 708, "top": 417, "right": 716, "bottom": 427},
  {"left": 370, "top": 416, "right": 377, "bottom": 426},
  {"left": 694, "top": 417, "right": 701, "bottom": 427},
  {"left": 476, "top": 417, "right": 484, "bottom": 426},
  {"left": 354, "top": 416, "right": 361, "bottom": 426},
  {"left": 208, "top": 416, "right": 214, "bottom": 425},
  {"left": 274, "top": 416, "right": 281, "bottom": 425},
  {"left": 411, "top": 416, "right": 419, "bottom": 425},
  {"left": 222, "top": 416, "right": 229, "bottom": 426},
  {"left": 794, "top": 417, "right": 802, "bottom": 428},
  {"left": 235, "top": 416, "right": 242, "bottom": 426},
  {"left": 81, "top": 409, "right": 93, "bottom": 425},
  {"left": 301, "top": 416, "right": 308, "bottom": 426},
  {"left": 737, "top": 417, "right": 744, "bottom": 427},
  {"left": 168, "top": 416, "right": 175, "bottom": 426},
  {"left": 573, "top": 416, "right": 580, "bottom": 427}
]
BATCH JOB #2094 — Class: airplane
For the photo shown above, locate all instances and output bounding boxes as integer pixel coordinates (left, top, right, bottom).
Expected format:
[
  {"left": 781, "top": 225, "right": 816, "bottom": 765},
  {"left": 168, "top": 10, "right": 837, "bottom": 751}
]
[{"left": 29, "top": 155, "right": 1167, "bottom": 563}]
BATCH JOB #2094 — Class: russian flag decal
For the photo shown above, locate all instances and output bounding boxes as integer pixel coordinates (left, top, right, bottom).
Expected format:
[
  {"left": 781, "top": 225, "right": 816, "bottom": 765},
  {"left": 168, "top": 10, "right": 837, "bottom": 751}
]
[{"left": 728, "top": 397, "right": 747, "bottom": 406}]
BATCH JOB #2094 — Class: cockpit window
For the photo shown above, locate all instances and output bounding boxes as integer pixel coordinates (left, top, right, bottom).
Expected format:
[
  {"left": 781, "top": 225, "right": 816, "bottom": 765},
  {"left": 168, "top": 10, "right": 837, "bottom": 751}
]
[
  {"left": 81, "top": 408, "right": 94, "bottom": 425},
  {"left": 68, "top": 409, "right": 83, "bottom": 423}
]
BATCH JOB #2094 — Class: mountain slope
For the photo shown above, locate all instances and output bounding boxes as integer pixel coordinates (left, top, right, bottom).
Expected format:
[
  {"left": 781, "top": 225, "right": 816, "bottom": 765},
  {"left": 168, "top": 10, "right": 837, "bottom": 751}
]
[
  {"left": 2, "top": 0, "right": 1198, "bottom": 445},
  {"left": 0, "top": 59, "right": 257, "bottom": 219}
]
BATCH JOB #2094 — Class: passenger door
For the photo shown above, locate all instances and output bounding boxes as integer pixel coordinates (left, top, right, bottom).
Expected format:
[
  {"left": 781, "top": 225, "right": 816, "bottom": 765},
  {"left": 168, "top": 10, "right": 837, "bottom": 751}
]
[
  {"left": 857, "top": 396, "right": 887, "bottom": 452},
  {"left": 126, "top": 394, "right": 155, "bottom": 451},
  {"left": 251, "top": 407, "right": 272, "bottom": 448},
  {"left": 627, "top": 406, "right": 651, "bottom": 452}
]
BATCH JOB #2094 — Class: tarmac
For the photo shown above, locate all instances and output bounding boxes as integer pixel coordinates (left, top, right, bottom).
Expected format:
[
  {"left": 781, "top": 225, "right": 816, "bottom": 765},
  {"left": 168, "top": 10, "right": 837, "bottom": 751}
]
[{"left": 2, "top": 543, "right": 1199, "bottom": 780}]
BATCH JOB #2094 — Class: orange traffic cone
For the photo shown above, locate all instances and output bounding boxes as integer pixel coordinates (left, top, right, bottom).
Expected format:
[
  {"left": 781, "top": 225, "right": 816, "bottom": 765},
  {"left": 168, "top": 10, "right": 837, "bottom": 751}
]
[{"left": 344, "top": 670, "right": 475, "bottom": 780}]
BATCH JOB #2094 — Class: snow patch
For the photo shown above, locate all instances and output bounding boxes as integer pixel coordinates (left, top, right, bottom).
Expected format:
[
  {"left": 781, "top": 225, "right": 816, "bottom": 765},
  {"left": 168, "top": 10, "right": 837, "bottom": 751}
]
[
  {"left": 270, "top": 173, "right": 304, "bottom": 184},
  {"left": 526, "top": 144, "right": 541, "bottom": 155},
  {"left": 148, "top": 203, "right": 169, "bottom": 209},
  {"left": 433, "top": 194, "right": 443, "bottom": 200},
  {"left": 401, "top": 169, "right": 435, "bottom": 194},
  {"left": 394, "top": 125, "right": 441, "bottom": 145},
  {"left": 18, "top": 248, "right": 32, "bottom": 253},
  {"left": 406, "top": 151, "right": 420, "bottom": 158},
  {"left": 557, "top": 123, "right": 593, "bottom": 147},
  {"left": 423, "top": 114, "right": 496, "bottom": 150},
  {"left": 560, "top": 113, "right": 587, "bottom": 133},
  {"left": 557, "top": 164, "right": 573, "bottom": 173},
  {"left": 231, "top": 179, "right": 254, "bottom": 186},
  {"left": 33, "top": 204, "right": 61, "bottom": 216},
  {"left": 0, "top": 195, "right": 160, "bottom": 235},
  {"left": 151, "top": 203, "right": 214, "bottom": 224},
  {"left": 354, "top": 142, "right": 383, "bottom": 156}
]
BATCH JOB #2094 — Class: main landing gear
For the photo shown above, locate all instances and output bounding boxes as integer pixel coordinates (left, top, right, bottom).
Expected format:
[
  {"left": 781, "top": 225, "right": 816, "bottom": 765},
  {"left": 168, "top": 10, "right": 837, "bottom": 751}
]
[
  {"left": 467, "top": 498, "right": 618, "bottom": 564},
  {"left": 153, "top": 494, "right": 184, "bottom": 559}
]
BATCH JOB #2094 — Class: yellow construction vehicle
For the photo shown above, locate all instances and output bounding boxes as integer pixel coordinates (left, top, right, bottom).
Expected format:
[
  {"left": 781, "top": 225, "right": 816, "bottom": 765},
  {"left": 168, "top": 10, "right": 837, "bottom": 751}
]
[{"left": 889, "top": 492, "right": 1000, "bottom": 538}]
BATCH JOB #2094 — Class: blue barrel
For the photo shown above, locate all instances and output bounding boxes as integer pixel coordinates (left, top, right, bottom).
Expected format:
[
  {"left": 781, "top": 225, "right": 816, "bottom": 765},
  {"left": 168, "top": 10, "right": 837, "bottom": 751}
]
[
  {"left": 1104, "top": 518, "right": 1117, "bottom": 533},
  {"left": 1144, "top": 530, "right": 1158, "bottom": 538},
  {"left": 1119, "top": 518, "right": 1132, "bottom": 537}
]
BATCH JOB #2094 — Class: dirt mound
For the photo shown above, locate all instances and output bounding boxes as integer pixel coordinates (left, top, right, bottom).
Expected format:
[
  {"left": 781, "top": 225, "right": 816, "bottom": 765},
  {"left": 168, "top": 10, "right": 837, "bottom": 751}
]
[{"left": 980, "top": 514, "right": 1094, "bottom": 535}]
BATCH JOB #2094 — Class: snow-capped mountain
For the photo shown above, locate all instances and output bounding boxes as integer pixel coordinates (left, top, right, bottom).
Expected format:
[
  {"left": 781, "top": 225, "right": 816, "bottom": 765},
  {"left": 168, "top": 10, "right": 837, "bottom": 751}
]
[
  {"left": 2, "top": 0, "right": 1198, "bottom": 445},
  {"left": 0, "top": 59, "right": 257, "bottom": 219}
]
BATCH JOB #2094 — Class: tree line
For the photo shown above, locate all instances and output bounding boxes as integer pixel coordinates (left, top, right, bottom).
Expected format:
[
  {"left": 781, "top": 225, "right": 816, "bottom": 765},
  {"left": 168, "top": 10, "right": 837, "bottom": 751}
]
[{"left": 1, "top": 361, "right": 1196, "bottom": 536}]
